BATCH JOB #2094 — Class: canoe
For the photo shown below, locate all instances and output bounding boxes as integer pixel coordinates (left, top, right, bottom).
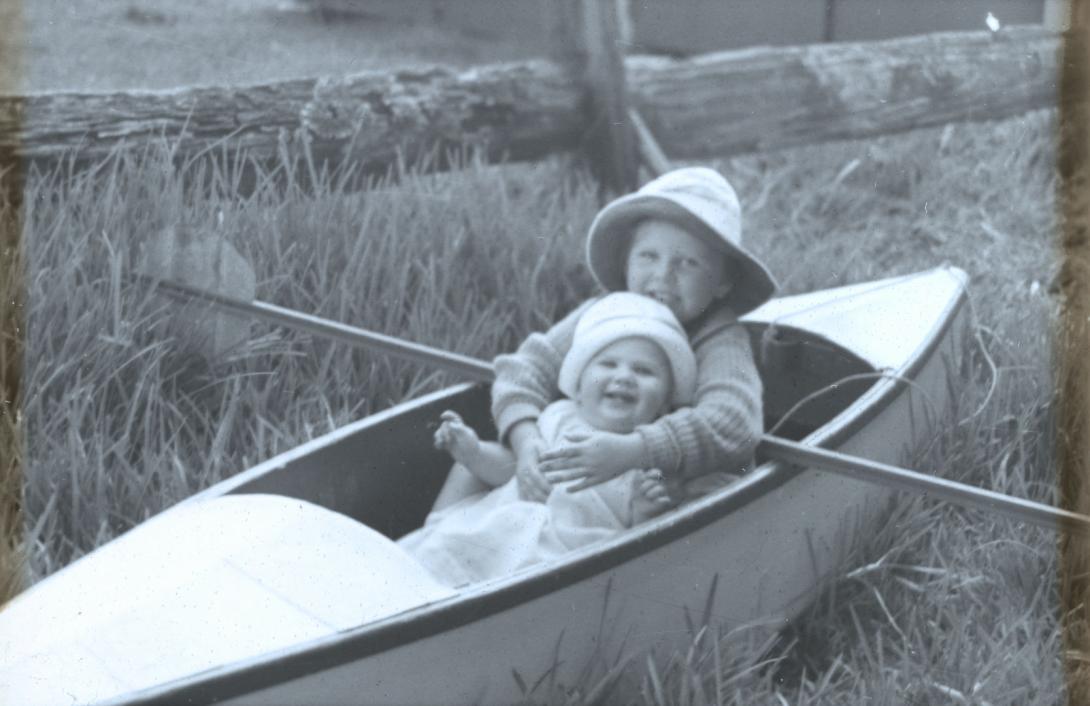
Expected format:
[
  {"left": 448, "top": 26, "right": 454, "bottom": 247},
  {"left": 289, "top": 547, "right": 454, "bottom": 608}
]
[{"left": 1, "top": 265, "right": 970, "bottom": 705}]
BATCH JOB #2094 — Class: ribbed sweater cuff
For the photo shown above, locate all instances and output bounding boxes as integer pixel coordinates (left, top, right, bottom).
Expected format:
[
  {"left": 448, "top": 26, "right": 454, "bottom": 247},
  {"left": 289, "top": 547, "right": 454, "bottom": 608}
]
[
  {"left": 495, "top": 402, "right": 543, "bottom": 446},
  {"left": 637, "top": 424, "right": 682, "bottom": 478}
]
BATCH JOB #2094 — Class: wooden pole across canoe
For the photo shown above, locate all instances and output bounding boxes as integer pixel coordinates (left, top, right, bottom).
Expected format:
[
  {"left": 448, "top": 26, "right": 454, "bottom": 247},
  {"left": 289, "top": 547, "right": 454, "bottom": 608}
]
[
  {"left": 139, "top": 274, "right": 494, "bottom": 382},
  {"left": 760, "top": 436, "right": 1090, "bottom": 536},
  {"left": 142, "top": 274, "right": 1090, "bottom": 537}
]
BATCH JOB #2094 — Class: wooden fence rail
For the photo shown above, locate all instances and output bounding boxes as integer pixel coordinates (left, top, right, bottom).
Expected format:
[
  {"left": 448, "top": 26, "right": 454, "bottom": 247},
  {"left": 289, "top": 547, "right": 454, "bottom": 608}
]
[{"left": 0, "top": 26, "right": 1065, "bottom": 175}]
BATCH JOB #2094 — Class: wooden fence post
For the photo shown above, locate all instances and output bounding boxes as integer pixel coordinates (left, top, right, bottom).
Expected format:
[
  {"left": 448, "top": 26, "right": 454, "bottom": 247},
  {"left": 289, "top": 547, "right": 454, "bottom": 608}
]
[
  {"left": 822, "top": 0, "right": 837, "bottom": 42},
  {"left": 551, "top": 0, "right": 639, "bottom": 193}
]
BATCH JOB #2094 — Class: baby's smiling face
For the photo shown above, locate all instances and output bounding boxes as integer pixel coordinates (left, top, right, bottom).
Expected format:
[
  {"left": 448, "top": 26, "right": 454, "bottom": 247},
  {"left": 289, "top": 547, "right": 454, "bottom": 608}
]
[{"left": 574, "top": 337, "right": 673, "bottom": 433}]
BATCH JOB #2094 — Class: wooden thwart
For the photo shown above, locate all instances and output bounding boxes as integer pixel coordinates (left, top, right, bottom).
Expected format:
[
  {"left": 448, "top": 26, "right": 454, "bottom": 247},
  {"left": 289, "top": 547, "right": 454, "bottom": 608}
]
[{"left": 142, "top": 274, "right": 1090, "bottom": 537}]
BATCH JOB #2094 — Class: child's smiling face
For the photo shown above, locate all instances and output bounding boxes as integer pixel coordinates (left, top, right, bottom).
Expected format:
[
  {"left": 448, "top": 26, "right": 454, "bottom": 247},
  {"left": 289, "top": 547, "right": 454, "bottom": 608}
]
[
  {"left": 625, "top": 219, "right": 733, "bottom": 324},
  {"left": 575, "top": 338, "right": 672, "bottom": 433}
]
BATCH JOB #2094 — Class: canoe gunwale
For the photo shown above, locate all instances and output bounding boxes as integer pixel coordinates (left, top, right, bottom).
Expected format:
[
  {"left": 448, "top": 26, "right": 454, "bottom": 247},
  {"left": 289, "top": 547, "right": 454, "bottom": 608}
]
[
  {"left": 177, "top": 381, "right": 486, "bottom": 509},
  {"left": 115, "top": 272, "right": 969, "bottom": 706}
]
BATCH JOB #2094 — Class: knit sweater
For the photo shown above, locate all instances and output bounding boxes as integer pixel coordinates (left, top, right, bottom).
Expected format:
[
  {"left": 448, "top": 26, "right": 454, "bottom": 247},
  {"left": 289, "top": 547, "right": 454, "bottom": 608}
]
[{"left": 491, "top": 297, "right": 763, "bottom": 479}]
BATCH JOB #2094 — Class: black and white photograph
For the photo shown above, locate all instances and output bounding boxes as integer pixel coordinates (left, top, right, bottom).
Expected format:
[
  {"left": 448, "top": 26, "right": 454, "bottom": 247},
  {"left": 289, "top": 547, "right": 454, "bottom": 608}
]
[{"left": 1, "top": 0, "right": 1088, "bottom": 703}]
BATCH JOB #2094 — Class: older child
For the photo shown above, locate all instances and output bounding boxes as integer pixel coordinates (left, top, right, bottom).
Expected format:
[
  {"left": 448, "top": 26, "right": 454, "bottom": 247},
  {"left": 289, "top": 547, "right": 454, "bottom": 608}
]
[
  {"left": 432, "top": 167, "right": 778, "bottom": 510},
  {"left": 399, "top": 293, "right": 697, "bottom": 587}
]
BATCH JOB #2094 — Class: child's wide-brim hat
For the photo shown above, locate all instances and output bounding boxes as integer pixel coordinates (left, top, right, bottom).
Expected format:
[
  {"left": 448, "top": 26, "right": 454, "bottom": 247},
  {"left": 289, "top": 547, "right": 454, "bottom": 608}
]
[
  {"left": 558, "top": 292, "right": 697, "bottom": 408},
  {"left": 586, "top": 167, "right": 778, "bottom": 316}
]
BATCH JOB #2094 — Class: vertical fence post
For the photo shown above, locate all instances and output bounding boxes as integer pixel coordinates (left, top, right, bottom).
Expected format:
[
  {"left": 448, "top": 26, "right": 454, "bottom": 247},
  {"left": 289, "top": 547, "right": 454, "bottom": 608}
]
[
  {"left": 551, "top": 0, "right": 639, "bottom": 194},
  {"left": 822, "top": 0, "right": 837, "bottom": 42}
]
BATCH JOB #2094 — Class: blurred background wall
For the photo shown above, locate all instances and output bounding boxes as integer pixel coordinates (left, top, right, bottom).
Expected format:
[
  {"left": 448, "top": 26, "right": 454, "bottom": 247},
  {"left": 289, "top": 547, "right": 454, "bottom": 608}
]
[{"left": 306, "top": 0, "right": 1052, "bottom": 55}]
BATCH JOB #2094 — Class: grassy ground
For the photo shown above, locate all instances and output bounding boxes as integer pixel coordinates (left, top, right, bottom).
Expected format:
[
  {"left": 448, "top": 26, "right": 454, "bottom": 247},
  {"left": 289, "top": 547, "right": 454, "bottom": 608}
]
[
  {"left": 8, "top": 0, "right": 532, "bottom": 93},
  {"left": 4, "top": 2, "right": 1081, "bottom": 701},
  {"left": 7, "top": 106, "right": 1071, "bottom": 702}
]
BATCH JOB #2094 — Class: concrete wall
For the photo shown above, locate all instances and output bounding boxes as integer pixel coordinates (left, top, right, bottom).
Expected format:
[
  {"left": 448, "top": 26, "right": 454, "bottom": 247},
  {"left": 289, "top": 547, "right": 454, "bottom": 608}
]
[
  {"left": 312, "top": 0, "right": 1049, "bottom": 55},
  {"left": 629, "top": 1, "right": 826, "bottom": 54},
  {"left": 827, "top": 0, "right": 1043, "bottom": 42}
]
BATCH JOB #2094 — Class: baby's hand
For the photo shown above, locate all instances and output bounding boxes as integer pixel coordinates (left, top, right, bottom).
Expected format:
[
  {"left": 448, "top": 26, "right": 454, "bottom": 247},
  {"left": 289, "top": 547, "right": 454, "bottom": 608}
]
[
  {"left": 433, "top": 410, "right": 480, "bottom": 466},
  {"left": 631, "top": 469, "right": 676, "bottom": 522}
]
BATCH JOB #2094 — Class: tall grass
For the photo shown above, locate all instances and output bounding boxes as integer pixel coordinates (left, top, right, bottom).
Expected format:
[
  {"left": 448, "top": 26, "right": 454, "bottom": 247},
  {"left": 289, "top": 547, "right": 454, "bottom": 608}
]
[
  {"left": 17, "top": 146, "right": 601, "bottom": 576},
  {"left": 11, "top": 108, "right": 1072, "bottom": 701},
  {"left": 1, "top": 169, "right": 25, "bottom": 603}
]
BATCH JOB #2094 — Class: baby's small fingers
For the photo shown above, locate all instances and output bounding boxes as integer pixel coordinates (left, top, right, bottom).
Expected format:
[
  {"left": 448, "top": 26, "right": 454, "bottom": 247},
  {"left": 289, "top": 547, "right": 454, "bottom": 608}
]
[
  {"left": 651, "top": 485, "right": 671, "bottom": 500},
  {"left": 651, "top": 493, "right": 673, "bottom": 508},
  {"left": 638, "top": 476, "right": 670, "bottom": 500},
  {"left": 638, "top": 477, "right": 665, "bottom": 494},
  {"left": 519, "top": 481, "right": 549, "bottom": 503},
  {"left": 439, "top": 410, "right": 464, "bottom": 425}
]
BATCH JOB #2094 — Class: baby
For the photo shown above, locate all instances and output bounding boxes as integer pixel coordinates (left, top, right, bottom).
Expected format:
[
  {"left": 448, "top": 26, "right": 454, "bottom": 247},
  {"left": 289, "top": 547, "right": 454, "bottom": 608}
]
[
  {"left": 434, "top": 167, "right": 777, "bottom": 513},
  {"left": 399, "top": 292, "right": 697, "bottom": 586}
]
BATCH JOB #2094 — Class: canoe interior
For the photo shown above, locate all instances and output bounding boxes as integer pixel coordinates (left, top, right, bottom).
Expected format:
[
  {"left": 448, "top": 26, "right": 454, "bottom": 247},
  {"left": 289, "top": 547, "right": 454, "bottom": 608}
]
[{"left": 228, "top": 321, "right": 874, "bottom": 540}]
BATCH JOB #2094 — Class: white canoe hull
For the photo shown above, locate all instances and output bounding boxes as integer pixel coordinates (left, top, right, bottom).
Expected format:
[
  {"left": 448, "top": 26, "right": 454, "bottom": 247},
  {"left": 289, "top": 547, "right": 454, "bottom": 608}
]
[{"left": 1, "top": 267, "right": 970, "bottom": 705}]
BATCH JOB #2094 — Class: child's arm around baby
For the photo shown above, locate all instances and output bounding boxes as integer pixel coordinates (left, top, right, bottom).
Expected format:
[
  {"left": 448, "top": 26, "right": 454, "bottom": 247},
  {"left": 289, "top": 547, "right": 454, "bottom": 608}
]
[
  {"left": 493, "top": 306, "right": 762, "bottom": 493},
  {"left": 493, "top": 168, "right": 773, "bottom": 497},
  {"left": 541, "top": 319, "right": 761, "bottom": 490},
  {"left": 634, "top": 320, "right": 762, "bottom": 477},
  {"left": 491, "top": 300, "right": 596, "bottom": 500}
]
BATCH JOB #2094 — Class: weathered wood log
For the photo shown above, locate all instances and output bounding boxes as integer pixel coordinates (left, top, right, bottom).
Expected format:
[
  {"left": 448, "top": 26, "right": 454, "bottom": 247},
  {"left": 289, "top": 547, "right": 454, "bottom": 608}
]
[
  {"left": 631, "top": 26, "right": 1064, "bottom": 157},
  {"left": 0, "top": 27, "right": 1067, "bottom": 172},
  {"left": 0, "top": 63, "right": 584, "bottom": 173}
]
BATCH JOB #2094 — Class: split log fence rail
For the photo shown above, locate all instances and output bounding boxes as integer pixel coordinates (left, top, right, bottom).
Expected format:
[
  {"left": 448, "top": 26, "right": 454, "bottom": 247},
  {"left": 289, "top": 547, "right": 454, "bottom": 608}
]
[{"left": 0, "top": 19, "right": 1076, "bottom": 190}]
